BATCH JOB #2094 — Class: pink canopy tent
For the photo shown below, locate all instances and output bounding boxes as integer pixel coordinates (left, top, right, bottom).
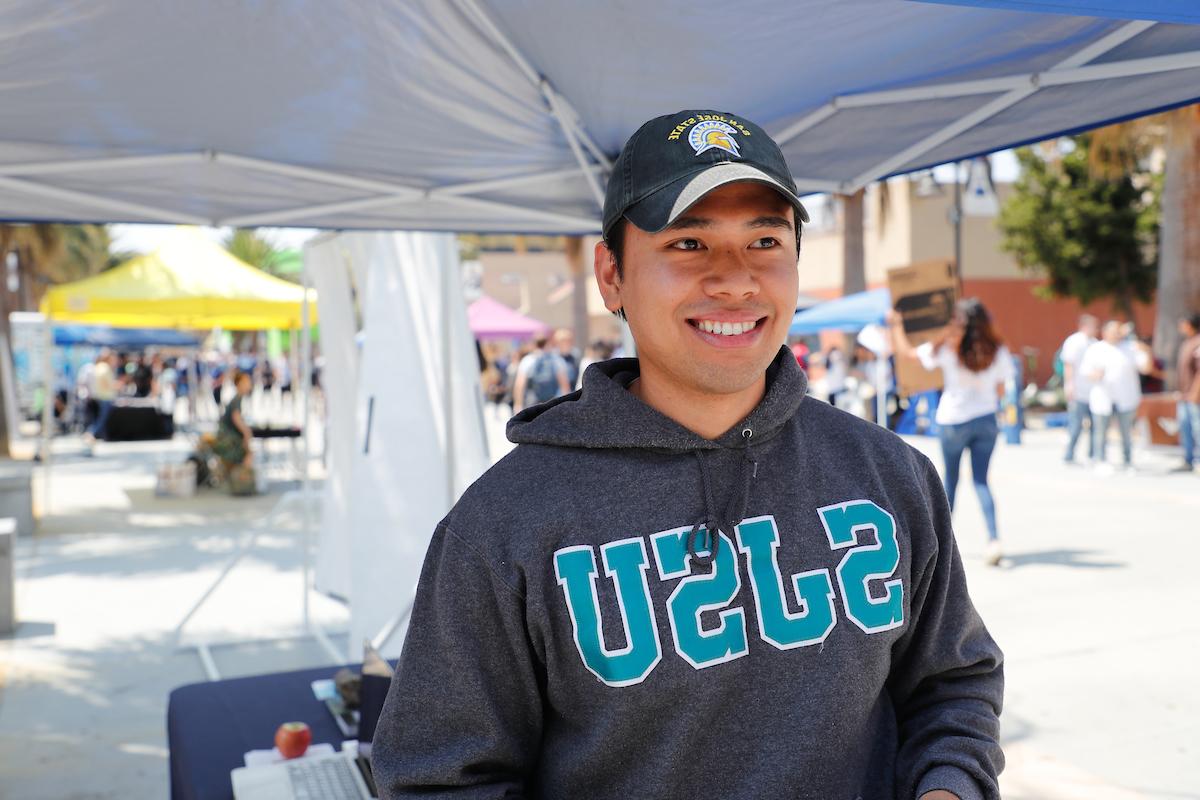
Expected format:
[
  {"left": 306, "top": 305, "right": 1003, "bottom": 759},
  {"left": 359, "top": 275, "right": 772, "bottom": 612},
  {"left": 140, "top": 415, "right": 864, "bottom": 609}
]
[{"left": 467, "top": 295, "right": 550, "bottom": 340}]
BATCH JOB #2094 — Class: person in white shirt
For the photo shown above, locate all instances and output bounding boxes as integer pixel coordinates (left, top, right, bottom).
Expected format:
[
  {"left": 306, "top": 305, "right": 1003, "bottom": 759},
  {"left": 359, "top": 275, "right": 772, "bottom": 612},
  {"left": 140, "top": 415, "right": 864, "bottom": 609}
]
[
  {"left": 890, "top": 299, "right": 1014, "bottom": 566},
  {"left": 822, "top": 345, "right": 847, "bottom": 406},
  {"left": 1059, "top": 315, "right": 1099, "bottom": 464},
  {"left": 1081, "top": 321, "right": 1151, "bottom": 471}
]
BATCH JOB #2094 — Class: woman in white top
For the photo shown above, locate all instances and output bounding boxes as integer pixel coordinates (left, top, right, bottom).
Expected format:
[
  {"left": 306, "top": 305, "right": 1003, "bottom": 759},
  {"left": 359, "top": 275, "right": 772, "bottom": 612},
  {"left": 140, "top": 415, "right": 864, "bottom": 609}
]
[{"left": 890, "top": 299, "right": 1014, "bottom": 566}]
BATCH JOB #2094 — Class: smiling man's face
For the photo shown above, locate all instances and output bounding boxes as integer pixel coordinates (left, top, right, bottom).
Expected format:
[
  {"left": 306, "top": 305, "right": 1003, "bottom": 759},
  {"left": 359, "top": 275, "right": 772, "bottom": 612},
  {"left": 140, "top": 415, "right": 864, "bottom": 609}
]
[{"left": 595, "top": 181, "right": 799, "bottom": 401}]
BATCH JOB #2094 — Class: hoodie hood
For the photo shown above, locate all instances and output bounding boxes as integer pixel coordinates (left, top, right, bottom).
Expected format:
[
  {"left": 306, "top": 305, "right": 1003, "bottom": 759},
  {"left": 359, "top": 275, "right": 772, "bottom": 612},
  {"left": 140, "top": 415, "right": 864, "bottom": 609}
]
[
  {"left": 508, "top": 346, "right": 809, "bottom": 567},
  {"left": 507, "top": 345, "right": 808, "bottom": 452}
]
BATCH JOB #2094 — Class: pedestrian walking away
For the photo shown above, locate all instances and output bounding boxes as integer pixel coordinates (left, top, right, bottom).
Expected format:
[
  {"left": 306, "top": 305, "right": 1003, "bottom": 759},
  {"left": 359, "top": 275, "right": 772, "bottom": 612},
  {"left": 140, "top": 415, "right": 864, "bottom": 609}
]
[
  {"left": 373, "top": 110, "right": 1003, "bottom": 800},
  {"left": 1059, "top": 314, "right": 1098, "bottom": 464},
  {"left": 512, "top": 334, "right": 571, "bottom": 412},
  {"left": 890, "top": 299, "right": 1014, "bottom": 566}
]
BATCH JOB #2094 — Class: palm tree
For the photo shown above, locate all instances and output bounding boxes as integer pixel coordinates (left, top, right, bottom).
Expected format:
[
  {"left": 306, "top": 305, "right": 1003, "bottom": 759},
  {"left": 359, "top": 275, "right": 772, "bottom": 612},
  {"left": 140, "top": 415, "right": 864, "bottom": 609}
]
[
  {"left": 1089, "top": 105, "right": 1200, "bottom": 382},
  {"left": 223, "top": 228, "right": 282, "bottom": 273},
  {"left": 0, "top": 223, "right": 118, "bottom": 455}
]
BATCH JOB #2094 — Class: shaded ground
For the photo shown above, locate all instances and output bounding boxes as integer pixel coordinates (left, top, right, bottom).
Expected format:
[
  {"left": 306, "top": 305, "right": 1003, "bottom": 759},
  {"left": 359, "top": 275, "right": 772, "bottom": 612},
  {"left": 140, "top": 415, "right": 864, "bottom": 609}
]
[{"left": 1, "top": 421, "right": 1197, "bottom": 798}]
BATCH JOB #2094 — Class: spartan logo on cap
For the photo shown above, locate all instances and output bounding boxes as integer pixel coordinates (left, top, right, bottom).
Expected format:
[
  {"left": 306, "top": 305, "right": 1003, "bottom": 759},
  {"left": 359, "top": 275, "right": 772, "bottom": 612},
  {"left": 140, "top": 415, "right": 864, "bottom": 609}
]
[{"left": 688, "top": 120, "right": 741, "bottom": 158}]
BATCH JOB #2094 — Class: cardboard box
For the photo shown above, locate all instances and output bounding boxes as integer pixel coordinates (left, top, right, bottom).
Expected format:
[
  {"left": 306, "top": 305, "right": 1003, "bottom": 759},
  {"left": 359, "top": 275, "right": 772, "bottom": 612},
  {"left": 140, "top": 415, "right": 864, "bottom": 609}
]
[
  {"left": 1137, "top": 393, "right": 1180, "bottom": 447},
  {"left": 887, "top": 260, "right": 958, "bottom": 397}
]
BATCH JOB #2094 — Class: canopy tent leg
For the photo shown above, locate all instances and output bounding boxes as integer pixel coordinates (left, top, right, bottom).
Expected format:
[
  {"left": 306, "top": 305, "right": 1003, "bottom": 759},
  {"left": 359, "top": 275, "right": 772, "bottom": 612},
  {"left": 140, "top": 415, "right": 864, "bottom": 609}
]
[
  {"left": 172, "top": 488, "right": 342, "bottom": 679},
  {"left": 300, "top": 264, "right": 313, "bottom": 633},
  {"left": 877, "top": 369, "right": 887, "bottom": 431},
  {"left": 39, "top": 316, "right": 52, "bottom": 516}
]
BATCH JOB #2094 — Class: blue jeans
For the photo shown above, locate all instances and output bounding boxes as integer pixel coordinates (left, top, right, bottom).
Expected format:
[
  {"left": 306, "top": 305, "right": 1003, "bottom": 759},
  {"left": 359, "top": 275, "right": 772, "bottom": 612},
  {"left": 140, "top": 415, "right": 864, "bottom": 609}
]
[
  {"left": 87, "top": 400, "right": 113, "bottom": 439},
  {"left": 1093, "top": 409, "right": 1135, "bottom": 465},
  {"left": 938, "top": 413, "right": 1000, "bottom": 541},
  {"left": 1065, "top": 399, "right": 1093, "bottom": 462},
  {"left": 1178, "top": 401, "right": 1200, "bottom": 466}
]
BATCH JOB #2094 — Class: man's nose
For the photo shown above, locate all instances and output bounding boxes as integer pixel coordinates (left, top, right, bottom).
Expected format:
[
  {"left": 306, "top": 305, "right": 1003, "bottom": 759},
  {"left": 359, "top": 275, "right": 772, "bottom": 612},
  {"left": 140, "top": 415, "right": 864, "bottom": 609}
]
[{"left": 704, "top": 248, "right": 759, "bottom": 299}]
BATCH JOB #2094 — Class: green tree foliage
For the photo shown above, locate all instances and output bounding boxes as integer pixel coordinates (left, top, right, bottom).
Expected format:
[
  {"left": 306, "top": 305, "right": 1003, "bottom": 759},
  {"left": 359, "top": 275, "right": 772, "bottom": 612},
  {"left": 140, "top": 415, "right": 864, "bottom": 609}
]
[
  {"left": 999, "top": 135, "right": 1159, "bottom": 320},
  {"left": 224, "top": 228, "right": 280, "bottom": 270},
  {"left": 222, "top": 228, "right": 303, "bottom": 283}
]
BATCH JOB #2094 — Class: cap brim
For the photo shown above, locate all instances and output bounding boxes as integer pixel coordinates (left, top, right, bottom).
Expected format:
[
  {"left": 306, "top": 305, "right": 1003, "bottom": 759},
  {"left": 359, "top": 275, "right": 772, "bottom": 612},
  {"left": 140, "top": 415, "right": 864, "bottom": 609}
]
[{"left": 623, "top": 162, "right": 810, "bottom": 234}]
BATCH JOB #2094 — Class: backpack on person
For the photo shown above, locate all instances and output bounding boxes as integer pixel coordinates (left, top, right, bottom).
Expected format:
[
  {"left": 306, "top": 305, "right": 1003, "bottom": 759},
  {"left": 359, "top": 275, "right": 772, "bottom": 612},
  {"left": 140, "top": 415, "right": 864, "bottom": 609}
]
[{"left": 527, "top": 352, "right": 561, "bottom": 404}]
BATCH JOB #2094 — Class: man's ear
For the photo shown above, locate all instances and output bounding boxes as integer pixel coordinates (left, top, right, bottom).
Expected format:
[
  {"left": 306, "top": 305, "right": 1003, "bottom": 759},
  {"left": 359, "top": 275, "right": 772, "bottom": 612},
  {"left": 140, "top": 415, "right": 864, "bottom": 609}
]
[{"left": 593, "top": 240, "right": 622, "bottom": 314}]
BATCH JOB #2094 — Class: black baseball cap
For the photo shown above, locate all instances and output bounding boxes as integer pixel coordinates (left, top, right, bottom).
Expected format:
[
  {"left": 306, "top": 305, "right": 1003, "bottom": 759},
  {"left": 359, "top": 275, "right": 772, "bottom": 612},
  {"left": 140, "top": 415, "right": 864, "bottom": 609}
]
[{"left": 602, "top": 110, "right": 809, "bottom": 240}]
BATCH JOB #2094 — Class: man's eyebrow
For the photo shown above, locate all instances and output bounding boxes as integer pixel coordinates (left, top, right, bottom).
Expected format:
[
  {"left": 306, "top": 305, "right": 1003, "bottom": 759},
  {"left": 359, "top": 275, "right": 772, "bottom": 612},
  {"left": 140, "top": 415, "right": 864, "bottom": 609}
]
[
  {"left": 747, "top": 215, "right": 794, "bottom": 230},
  {"left": 664, "top": 215, "right": 713, "bottom": 231}
]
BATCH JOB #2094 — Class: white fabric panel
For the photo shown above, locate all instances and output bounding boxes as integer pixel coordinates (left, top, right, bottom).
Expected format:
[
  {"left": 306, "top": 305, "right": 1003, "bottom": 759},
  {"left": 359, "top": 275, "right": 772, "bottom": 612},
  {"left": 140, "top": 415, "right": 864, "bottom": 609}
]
[
  {"left": 345, "top": 232, "right": 489, "bottom": 658},
  {"left": 305, "top": 235, "right": 362, "bottom": 601}
]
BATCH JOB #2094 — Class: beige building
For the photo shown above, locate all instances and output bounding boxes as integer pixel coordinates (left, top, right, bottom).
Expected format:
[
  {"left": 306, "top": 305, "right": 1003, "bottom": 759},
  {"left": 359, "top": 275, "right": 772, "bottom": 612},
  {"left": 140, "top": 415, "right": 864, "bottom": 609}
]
[
  {"left": 477, "top": 242, "right": 621, "bottom": 344},
  {"left": 796, "top": 177, "right": 1023, "bottom": 295}
]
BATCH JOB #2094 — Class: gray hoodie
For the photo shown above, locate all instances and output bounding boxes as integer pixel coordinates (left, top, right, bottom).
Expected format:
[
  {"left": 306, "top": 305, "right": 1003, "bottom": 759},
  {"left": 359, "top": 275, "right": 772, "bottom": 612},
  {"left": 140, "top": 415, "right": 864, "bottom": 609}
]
[{"left": 374, "top": 348, "right": 1003, "bottom": 800}]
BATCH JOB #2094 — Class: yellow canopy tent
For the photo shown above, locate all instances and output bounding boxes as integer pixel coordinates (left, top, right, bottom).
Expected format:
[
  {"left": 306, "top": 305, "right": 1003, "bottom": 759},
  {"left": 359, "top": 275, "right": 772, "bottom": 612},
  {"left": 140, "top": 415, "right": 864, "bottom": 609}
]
[{"left": 40, "top": 228, "right": 316, "bottom": 330}]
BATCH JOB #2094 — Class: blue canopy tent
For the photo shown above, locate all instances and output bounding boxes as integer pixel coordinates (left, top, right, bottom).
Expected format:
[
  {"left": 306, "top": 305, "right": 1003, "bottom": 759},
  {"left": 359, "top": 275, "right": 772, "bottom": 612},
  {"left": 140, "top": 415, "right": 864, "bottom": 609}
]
[
  {"left": 789, "top": 289, "right": 893, "bottom": 335},
  {"left": 52, "top": 325, "right": 200, "bottom": 348},
  {"left": 0, "top": 2, "right": 1197, "bottom": 230},
  {"left": 913, "top": 1, "right": 1200, "bottom": 25},
  {"left": 790, "top": 288, "right": 894, "bottom": 425}
]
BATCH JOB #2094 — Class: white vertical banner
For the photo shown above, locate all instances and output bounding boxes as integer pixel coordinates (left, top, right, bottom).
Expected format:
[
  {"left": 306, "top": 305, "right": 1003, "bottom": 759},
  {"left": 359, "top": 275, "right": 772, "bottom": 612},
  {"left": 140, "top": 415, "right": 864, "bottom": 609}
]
[
  {"left": 304, "top": 235, "right": 362, "bottom": 601},
  {"left": 346, "top": 232, "right": 489, "bottom": 658}
]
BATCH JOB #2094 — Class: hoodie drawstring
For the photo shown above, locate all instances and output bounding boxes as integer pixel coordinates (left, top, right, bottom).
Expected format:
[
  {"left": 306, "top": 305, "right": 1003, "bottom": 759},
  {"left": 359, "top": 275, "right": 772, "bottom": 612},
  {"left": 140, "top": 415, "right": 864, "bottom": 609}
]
[{"left": 687, "top": 428, "right": 758, "bottom": 567}]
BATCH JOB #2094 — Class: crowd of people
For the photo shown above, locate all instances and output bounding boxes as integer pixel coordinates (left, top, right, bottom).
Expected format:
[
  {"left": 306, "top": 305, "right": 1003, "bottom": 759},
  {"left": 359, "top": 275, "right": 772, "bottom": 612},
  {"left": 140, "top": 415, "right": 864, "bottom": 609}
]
[
  {"left": 480, "top": 328, "right": 622, "bottom": 414},
  {"left": 68, "top": 347, "right": 307, "bottom": 444},
  {"left": 1058, "top": 312, "right": 1198, "bottom": 473}
]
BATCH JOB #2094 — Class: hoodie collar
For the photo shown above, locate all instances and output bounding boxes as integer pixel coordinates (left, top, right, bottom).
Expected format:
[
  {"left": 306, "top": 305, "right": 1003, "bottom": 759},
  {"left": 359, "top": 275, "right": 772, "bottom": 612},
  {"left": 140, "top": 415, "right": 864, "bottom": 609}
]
[{"left": 507, "top": 345, "right": 807, "bottom": 452}]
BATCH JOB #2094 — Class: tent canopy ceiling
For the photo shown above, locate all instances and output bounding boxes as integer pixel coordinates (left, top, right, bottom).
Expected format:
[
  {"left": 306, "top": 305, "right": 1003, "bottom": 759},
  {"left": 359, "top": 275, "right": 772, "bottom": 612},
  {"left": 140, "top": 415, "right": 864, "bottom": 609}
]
[
  {"left": 1, "top": 1, "right": 1197, "bottom": 234},
  {"left": 40, "top": 228, "right": 316, "bottom": 330}
]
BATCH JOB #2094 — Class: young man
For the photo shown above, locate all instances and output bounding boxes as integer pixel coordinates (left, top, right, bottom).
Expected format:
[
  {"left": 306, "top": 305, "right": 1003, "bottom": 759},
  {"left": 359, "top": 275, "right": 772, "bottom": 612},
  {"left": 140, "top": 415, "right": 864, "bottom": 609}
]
[
  {"left": 374, "top": 111, "right": 1004, "bottom": 800},
  {"left": 1060, "top": 314, "right": 1099, "bottom": 464}
]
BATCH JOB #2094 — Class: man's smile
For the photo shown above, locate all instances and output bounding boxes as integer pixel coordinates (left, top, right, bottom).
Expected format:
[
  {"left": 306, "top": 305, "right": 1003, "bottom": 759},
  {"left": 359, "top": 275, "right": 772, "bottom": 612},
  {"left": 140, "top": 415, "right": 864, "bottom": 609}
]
[{"left": 686, "top": 314, "right": 769, "bottom": 347}]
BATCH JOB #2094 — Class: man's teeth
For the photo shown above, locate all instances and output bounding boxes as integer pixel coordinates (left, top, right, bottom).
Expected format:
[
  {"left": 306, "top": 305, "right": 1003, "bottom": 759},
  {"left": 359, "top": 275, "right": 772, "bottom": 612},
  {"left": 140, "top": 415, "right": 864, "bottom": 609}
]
[{"left": 696, "top": 319, "right": 758, "bottom": 336}]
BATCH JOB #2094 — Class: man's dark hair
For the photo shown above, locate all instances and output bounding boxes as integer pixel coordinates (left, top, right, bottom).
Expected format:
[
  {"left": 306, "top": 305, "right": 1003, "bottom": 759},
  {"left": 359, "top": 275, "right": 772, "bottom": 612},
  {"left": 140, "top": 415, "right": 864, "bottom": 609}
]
[
  {"left": 533, "top": 334, "right": 549, "bottom": 349},
  {"left": 602, "top": 210, "right": 805, "bottom": 320},
  {"left": 1185, "top": 313, "right": 1200, "bottom": 333}
]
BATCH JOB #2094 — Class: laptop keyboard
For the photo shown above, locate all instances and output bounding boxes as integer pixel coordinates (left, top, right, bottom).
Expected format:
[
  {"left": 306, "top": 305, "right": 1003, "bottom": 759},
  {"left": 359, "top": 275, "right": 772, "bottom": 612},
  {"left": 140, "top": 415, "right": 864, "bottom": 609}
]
[{"left": 286, "top": 756, "right": 363, "bottom": 800}]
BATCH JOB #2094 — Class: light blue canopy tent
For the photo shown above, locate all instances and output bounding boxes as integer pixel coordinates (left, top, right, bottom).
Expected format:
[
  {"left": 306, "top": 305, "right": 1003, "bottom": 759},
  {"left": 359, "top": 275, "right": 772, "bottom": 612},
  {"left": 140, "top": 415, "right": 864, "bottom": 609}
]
[
  {"left": 52, "top": 325, "right": 200, "bottom": 349},
  {"left": 0, "top": 1, "right": 1197, "bottom": 231},
  {"left": 790, "top": 289, "right": 893, "bottom": 335}
]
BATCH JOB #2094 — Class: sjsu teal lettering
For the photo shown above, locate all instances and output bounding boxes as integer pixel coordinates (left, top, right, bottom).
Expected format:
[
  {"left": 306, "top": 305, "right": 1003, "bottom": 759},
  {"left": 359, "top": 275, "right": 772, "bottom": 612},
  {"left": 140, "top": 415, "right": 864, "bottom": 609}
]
[
  {"left": 652, "top": 527, "right": 748, "bottom": 669},
  {"left": 735, "top": 516, "right": 837, "bottom": 649},
  {"left": 553, "top": 504, "right": 903, "bottom": 685},
  {"left": 553, "top": 537, "right": 662, "bottom": 687},
  {"left": 818, "top": 500, "right": 905, "bottom": 633}
]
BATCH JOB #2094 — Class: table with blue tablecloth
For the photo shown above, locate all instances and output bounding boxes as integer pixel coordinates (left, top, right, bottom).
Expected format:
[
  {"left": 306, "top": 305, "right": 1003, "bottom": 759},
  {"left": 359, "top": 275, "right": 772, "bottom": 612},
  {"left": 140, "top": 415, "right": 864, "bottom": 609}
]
[{"left": 167, "top": 664, "right": 358, "bottom": 800}]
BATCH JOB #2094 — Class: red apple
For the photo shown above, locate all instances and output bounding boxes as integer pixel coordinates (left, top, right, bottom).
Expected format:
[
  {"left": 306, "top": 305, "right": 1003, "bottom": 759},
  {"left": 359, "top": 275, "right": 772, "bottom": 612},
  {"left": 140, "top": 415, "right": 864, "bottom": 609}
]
[{"left": 274, "top": 721, "right": 312, "bottom": 759}]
